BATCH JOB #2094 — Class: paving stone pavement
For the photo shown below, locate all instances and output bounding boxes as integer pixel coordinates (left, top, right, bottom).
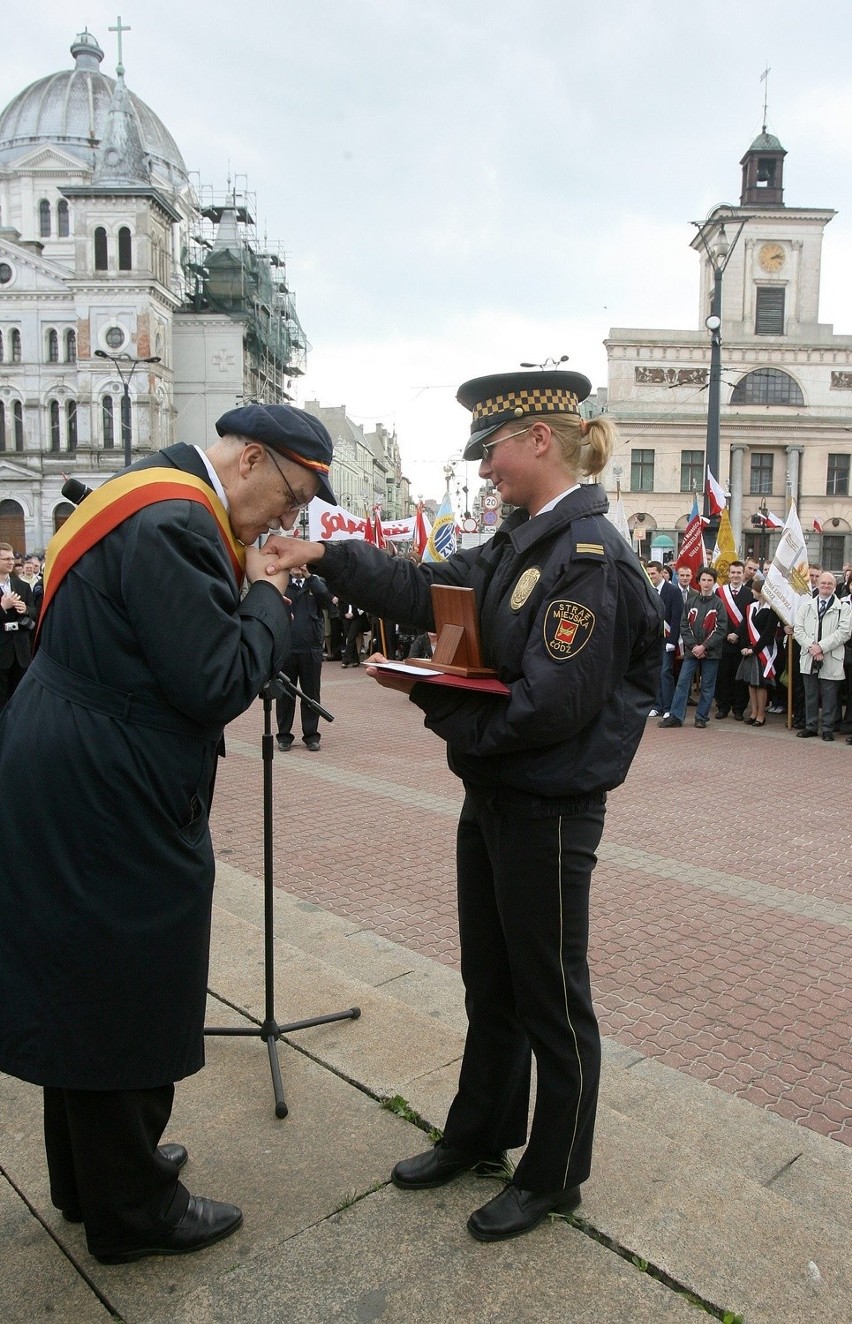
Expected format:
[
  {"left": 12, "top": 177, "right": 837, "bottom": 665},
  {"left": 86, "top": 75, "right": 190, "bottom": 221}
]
[{"left": 212, "top": 661, "right": 852, "bottom": 1150}]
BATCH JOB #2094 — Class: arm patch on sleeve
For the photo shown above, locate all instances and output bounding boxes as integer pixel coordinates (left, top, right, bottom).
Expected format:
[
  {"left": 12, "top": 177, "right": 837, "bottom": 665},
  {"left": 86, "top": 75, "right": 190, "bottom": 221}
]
[{"left": 543, "top": 600, "right": 596, "bottom": 660}]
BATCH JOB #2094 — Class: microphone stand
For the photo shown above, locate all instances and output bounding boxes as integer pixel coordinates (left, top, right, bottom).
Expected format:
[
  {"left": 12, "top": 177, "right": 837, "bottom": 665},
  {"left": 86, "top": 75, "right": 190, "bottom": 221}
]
[{"left": 205, "top": 673, "right": 360, "bottom": 1117}]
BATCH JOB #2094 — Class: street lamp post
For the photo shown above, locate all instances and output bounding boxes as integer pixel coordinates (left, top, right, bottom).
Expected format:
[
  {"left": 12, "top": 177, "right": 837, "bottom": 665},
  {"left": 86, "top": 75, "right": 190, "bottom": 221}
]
[
  {"left": 94, "top": 350, "right": 161, "bottom": 469},
  {"left": 692, "top": 208, "right": 747, "bottom": 529}
]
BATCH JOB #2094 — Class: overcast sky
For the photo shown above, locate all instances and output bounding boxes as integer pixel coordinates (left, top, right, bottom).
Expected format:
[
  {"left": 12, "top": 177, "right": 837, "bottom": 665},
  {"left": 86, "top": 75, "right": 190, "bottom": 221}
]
[{"left": 8, "top": 1, "right": 852, "bottom": 500}]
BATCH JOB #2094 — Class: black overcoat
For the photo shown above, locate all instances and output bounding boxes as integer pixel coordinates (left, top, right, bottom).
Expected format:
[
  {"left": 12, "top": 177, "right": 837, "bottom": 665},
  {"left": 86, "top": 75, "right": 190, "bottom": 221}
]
[{"left": 0, "top": 445, "right": 289, "bottom": 1089}]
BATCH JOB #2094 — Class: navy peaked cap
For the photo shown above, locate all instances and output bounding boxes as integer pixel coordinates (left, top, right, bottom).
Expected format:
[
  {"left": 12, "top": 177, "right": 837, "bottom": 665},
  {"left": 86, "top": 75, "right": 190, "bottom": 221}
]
[
  {"left": 215, "top": 403, "right": 337, "bottom": 505},
  {"left": 457, "top": 369, "right": 592, "bottom": 461}
]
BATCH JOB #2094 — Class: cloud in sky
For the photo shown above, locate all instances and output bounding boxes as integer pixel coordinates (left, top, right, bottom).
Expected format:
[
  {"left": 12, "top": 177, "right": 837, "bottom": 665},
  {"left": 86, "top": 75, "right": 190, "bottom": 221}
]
[{"left": 6, "top": 0, "right": 852, "bottom": 496}]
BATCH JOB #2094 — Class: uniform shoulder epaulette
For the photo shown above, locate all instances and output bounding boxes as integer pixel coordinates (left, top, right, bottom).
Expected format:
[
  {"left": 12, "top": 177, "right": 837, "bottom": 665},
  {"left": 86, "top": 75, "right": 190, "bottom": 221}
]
[{"left": 570, "top": 517, "right": 607, "bottom": 562}]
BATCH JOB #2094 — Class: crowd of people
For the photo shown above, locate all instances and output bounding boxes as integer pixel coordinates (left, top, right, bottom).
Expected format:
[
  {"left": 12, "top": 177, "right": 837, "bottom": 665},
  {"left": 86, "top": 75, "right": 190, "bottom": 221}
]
[{"left": 644, "top": 556, "right": 852, "bottom": 743}]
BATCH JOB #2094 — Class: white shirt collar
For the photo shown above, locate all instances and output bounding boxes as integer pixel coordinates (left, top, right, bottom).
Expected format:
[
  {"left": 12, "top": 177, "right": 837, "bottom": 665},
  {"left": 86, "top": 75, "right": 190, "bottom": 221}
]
[
  {"left": 193, "top": 446, "right": 229, "bottom": 511},
  {"left": 532, "top": 484, "right": 581, "bottom": 518}
]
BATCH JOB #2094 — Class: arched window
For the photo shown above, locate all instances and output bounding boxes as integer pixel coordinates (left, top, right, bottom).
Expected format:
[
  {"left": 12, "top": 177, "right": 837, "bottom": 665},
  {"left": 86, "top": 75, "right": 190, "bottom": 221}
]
[
  {"left": 65, "top": 329, "right": 77, "bottom": 362},
  {"left": 730, "top": 368, "right": 804, "bottom": 407},
  {"left": 118, "top": 226, "right": 132, "bottom": 271},
  {"left": 47, "top": 329, "right": 59, "bottom": 363},
  {"left": 94, "top": 227, "right": 108, "bottom": 271},
  {"left": 0, "top": 401, "right": 5, "bottom": 452},
  {"left": 49, "top": 399, "right": 61, "bottom": 451},
  {"left": 66, "top": 400, "right": 78, "bottom": 452},
  {"left": 13, "top": 400, "right": 23, "bottom": 450},
  {"left": 102, "top": 395, "right": 115, "bottom": 449},
  {"left": 11, "top": 329, "right": 21, "bottom": 362},
  {"left": 39, "top": 199, "right": 51, "bottom": 237},
  {"left": 57, "top": 199, "right": 70, "bottom": 237}
]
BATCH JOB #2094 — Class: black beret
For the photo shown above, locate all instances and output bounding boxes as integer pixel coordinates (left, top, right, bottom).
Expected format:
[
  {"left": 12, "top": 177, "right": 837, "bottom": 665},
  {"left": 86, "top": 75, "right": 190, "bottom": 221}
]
[
  {"left": 457, "top": 369, "right": 592, "bottom": 461},
  {"left": 215, "top": 403, "right": 337, "bottom": 505}
]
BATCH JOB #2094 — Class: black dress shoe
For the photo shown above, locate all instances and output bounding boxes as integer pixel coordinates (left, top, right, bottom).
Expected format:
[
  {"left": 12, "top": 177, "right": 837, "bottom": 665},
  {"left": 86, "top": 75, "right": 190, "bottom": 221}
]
[
  {"left": 93, "top": 1195, "right": 243, "bottom": 1264},
  {"left": 796, "top": 729, "right": 818, "bottom": 738},
  {"left": 732, "top": 712, "right": 744, "bottom": 721},
  {"left": 822, "top": 732, "right": 835, "bottom": 742},
  {"left": 715, "top": 709, "right": 729, "bottom": 720},
  {"left": 658, "top": 716, "right": 682, "bottom": 728},
  {"left": 694, "top": 718, "right": 707, "bottom": 728},
  {"left": 467, "top": 1183, "right": 582, "bottom": 1242},
  {"left": 159, "top": 1142, "right": 188, "bottom": 1170},
  {"left": 391, "top": 1140, "right": 507, "bottom": 1190},
  {"left": 276, "top": 735, "right": 293, "bottom": 751}
]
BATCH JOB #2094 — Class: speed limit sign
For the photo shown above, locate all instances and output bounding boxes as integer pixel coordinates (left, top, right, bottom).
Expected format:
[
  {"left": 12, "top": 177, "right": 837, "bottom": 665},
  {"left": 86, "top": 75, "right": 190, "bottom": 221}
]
[{"left": 482, "top": 493, "right": 499, "bottom": 510}]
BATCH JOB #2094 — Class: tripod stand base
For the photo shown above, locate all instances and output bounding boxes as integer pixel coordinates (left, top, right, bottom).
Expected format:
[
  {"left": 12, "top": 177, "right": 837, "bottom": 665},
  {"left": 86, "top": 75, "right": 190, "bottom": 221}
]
[{"left": 205, "top": 1007, "right": 361, "bottom": 1117}]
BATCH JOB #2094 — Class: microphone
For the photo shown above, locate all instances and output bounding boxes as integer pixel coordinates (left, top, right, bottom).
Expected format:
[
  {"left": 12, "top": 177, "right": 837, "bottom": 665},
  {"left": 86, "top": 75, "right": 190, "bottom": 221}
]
[{"left": 61, "top": 478, "right": 94, "bottom": 505}]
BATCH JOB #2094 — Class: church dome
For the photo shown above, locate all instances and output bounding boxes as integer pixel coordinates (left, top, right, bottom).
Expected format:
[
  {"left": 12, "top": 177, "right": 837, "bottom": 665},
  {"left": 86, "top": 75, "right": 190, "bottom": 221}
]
[{"left": 0, "top": 30, "right": 188, "bottom": 187}]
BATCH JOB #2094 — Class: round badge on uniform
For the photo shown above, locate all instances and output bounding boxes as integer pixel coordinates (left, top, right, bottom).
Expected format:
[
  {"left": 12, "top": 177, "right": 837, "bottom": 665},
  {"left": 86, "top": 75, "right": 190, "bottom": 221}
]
[
  {"left": 543, "top": 600, "right": 596, "bottom": 660},
  {"left": 510, "top": 567, "right": 541, "bottom": 611}
]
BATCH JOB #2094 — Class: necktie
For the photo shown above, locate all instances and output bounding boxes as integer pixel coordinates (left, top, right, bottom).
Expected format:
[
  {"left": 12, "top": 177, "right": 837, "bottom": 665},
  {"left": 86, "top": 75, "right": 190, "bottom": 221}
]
[{"left": 818, "top": 598, "right": 827, "bottom": 618}]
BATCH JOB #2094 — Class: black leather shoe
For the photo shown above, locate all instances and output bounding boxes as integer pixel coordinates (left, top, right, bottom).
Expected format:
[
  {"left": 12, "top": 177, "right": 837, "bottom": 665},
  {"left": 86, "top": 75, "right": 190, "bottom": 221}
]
[
  {"left": 61, "top": 1206, "right": 83, "bottom": 1224},
  {"left": 467, "top": 1183, "right": 582, "bottom": 1242},
  {"left": 796, "top": 729, "right": 818, "bottom": 738},
  {"left": 391, "top": 1140, "right": 507, "bottom": 1190},
  {"left": 658, "top": 716, "right": 682, "bottom": 728},
  {"left": 276, "top": 735, "right": 293, "bottom": 751},
  {"left": 694, "top": 718, "right": 707, "bottom": 728},
  {"left": 159, "top": 1142, "right": 188, "bottom": 1170},
  {"left": 715, "top": 709, "right": 729, "bottom": 720},
  {"left": 822, "top": 732, "right": 835, "bottom": 742},
  {"left": 93, "top": 1195, "right": 243, "bottom": 1264},
  {"left": 732, "top": 712, "right": 744, "bottom": 721}
]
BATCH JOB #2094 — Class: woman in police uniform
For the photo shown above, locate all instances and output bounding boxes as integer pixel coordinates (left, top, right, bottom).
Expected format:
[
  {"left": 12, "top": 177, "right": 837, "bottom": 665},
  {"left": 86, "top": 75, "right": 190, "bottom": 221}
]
[{"left": 266, "top": 369, "right": 663, "bottom": 1241}]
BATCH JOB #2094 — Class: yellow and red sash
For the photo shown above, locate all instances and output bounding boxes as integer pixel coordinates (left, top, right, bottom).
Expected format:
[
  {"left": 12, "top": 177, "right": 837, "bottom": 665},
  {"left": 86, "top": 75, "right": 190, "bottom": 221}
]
[{"left": 39, "top": 469, "right": 245, "bottom": 636}]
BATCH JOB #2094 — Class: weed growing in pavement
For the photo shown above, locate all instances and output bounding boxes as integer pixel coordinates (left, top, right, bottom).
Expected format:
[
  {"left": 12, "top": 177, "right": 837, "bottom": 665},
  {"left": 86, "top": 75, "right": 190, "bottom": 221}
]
[{"left": 380, "top": 1093, "right": 442, "bottom": 1141}]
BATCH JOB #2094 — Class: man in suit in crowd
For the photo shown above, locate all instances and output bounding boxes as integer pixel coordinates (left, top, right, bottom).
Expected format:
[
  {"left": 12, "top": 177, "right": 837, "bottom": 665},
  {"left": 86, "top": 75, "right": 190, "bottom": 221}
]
[
  {"left": 794, "top": 570, "right": 852, "bottom": 742},
  {"left": 646, "top": 560, "right": 682, "bottom": 718},
  {"left": 714, "top": 560, "right": 753, "bottom": 721},
  {"left": 276, "top": 563, "right": 334, "bottom": 752},
  {"left": 0, "top": 541, "right": 37, "bottom": 708}
]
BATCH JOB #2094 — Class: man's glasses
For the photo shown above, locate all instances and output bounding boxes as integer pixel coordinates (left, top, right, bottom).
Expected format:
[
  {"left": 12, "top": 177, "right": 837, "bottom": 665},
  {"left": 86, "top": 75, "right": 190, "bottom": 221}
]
[
  {"left": 263, "top": 447, "right": 310, "bottom": 513},
  {"left": 479, "top": 425, "right": 531, "bottom": 458}
]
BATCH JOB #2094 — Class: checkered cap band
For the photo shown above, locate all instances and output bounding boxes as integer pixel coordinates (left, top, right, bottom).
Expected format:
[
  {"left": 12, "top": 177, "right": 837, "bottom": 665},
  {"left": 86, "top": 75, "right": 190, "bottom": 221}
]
[{"left": 471, "top": 387, "right": 580, "bottom": 426}]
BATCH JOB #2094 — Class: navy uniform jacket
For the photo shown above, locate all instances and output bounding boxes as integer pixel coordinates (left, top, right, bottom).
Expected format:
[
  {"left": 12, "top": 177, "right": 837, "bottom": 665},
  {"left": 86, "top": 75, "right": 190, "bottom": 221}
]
[
  {"left": 319, "top": 484, "right": 663, "bottom": 806},
  {"left": 0, "top": 444, "right": 289, "bottom": 1090},
  {"left": 286, "top": 573, "right": 333, "bottom": 653}
]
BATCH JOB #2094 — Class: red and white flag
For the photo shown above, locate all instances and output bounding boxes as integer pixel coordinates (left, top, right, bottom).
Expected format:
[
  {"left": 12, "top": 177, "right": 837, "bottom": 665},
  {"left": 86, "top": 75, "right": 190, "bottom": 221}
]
[
  {"left": 373, "top": 506, "right": 387, "bottom": 550},
  {"left": 706, "top": 467, "right": 729, "bottom": 517},
  {"left": 812, "top": 518, "right": 823, "bottom": 533},
  {"left": 412, "top": 502, "right": 429, "bottom": 556},
  {"left": 762, "top": 510, "right": 784, "bottom": 529}
]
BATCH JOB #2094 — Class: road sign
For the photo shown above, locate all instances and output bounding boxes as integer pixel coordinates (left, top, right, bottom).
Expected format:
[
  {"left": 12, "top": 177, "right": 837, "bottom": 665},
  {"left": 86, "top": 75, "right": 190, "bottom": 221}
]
[{"left": 482, "top": 510, "right": 498, "bottom": 526}]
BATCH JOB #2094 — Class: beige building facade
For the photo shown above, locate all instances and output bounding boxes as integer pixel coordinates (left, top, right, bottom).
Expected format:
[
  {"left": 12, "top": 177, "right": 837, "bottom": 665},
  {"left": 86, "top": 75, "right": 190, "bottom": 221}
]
[{"left": 604, "top": 130, "right": 852, "bottom": 572}]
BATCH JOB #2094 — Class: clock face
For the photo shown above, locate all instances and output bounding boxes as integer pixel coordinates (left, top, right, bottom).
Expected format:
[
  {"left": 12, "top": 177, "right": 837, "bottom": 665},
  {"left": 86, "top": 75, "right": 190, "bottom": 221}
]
[{"left": 758, "top": 242, "right": 786, "bottom": 273}]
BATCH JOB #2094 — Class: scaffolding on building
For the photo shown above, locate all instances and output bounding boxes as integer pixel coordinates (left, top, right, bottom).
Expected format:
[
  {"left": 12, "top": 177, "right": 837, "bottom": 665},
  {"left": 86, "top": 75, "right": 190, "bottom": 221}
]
[{"left": 181, "top": 173, "right": 309, "bottom": 401}]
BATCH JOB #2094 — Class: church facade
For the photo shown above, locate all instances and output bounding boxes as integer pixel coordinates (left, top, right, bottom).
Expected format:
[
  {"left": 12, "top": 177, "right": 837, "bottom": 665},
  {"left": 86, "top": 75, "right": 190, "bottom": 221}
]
[
  {"left": 604, "top": 130, "right": 852, "bottom": 572},
  {"left": 0, "top": 29, "right": 307, "bottom": 552}
]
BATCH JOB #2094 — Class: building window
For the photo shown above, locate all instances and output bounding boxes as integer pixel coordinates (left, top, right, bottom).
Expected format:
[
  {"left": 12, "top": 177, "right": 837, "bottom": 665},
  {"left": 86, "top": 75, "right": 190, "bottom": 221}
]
[
  {"left": 0, "top": 330, "right": 3, "bottom": 362},
  {"left": 11, "top": 329, "right": 21, "bottom": 362},
  {"left": 65, "top": 329, "right": 77, "bottom": 362},
  {"left": 94, "top": 227, "right": 108, "bottom": 271},
  {"left": 66, "top": 400, "right": 78, "bottom": 452},
  {"left": 755, "top": 287, "right": 785, "bottom": 335},
  {"left": 102, "top": 395, "right": 115, "bottom": 449},
  {"left": 0, "top": 401, "right": 5, "bottom": 451},
  {"left": 750, "top": 453, "right": 774, "bottom": 495},
  {"left": 118, "top": 227, "right": 132, "bottom": 271},
  {"left": 731, "top": 368, "right": 803, "bottom": 406},
  {"left": 0, "top": 263, "right": 13, "bottom": 284},
  {"left": 104, "top": 324, "right": 126, "bottom": 350},
  {"left": 49, "top": 400, "right": 61, "bottom": 451},
  {"left": 631, "top": 449, "right": 655, "bottom": 493},
  {"left": 39, "top": 198, "right": 51, "bottom": 238},
  {"left": 680, "top": 449, "right": 704, "bottom": 493},
  {"left": 57, "top": 199, "right": 70, "bottom": 237},
  {"left": 47, "top": 329, "right": 59, "bottom": 362},
  {"left": 821, "top": 534, "right": 845, "bottom": 573},
  {"left": 826, "top": 453, "right": 850, "bottom": 497},
  {"left": 13, "top": 400, "right": 23, "bottom": 450}
]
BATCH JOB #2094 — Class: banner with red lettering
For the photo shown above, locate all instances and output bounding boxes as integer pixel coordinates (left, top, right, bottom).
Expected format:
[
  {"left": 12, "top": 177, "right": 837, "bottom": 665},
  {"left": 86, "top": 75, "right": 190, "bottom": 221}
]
[{"left": 307, "top": 498, "right": 431, "bottom": 544}]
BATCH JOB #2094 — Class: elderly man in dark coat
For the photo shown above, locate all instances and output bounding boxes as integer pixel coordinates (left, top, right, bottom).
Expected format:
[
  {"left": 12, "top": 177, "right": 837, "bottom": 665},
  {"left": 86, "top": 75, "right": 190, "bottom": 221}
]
[{"left": 0, "top": 404, "right": 335, "bottom": 1264}]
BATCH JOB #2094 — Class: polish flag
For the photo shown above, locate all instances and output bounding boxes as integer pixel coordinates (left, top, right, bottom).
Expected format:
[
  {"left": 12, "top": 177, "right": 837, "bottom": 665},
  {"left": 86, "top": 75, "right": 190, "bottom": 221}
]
[
  {"left": 706, "top": 467, "right": 729, "bottom": 517},
  {"left": 812, "top": 518, "right": 823, "bottom": 533}
]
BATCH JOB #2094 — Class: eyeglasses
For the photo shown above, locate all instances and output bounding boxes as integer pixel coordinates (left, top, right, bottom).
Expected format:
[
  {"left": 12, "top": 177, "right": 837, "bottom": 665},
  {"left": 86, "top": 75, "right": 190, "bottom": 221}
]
[
  {"left": 479, "top": 426, "right": 531, "bottom": 458},
  {"left": 263, "top": 446, "right": 310, "bottom": 514}
]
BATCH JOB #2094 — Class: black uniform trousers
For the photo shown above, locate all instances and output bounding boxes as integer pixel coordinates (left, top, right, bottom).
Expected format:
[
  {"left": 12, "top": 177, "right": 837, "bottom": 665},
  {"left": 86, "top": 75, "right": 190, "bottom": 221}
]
[
  {"left": 43, "top": 1085, "right": 189, "bottom": 1255},
  {"left": 714, "top": 646, "right": 747, "bottom": 716},
  {"left": 442, "top": 788, "right": 605, "bottom": 1193},
  {"left": 275, "top": 650, "right": 322, "bottom": 742}
]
